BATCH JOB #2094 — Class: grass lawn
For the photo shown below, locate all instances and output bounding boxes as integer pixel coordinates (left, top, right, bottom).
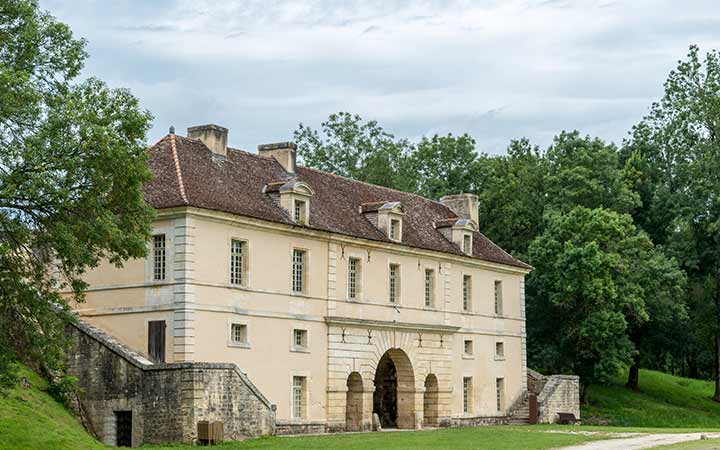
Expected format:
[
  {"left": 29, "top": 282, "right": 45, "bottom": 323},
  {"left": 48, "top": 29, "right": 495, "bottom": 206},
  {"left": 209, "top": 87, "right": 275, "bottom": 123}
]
[
  {"left": 583, "top": 369, "right": 720, "bottom": 428},
  {"left": 651, "top": 439, "right": 720, "bottom": 449},
  {"left": 0, "top": 366, "right": 105, "bottom": 450}
]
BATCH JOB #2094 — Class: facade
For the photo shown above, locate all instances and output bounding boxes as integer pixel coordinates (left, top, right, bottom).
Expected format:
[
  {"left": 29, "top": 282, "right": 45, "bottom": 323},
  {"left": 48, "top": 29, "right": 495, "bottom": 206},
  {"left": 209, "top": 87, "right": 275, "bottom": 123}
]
[{"left": 73, "top": 124, "right": 533, "bottom": 434}]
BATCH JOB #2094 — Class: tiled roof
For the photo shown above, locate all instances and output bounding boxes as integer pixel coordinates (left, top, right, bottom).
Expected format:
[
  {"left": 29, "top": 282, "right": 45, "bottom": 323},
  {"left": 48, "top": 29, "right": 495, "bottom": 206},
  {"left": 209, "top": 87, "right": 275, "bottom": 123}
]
[{"left": 144, "top": 134, "right": 531, "bottom": 270}]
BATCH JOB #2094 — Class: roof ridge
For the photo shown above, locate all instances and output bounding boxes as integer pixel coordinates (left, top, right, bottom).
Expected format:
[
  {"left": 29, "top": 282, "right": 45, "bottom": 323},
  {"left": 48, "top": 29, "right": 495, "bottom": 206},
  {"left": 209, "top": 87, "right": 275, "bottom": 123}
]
[{"left": 170, "top": 134, "right": 189, "bottom": 204}]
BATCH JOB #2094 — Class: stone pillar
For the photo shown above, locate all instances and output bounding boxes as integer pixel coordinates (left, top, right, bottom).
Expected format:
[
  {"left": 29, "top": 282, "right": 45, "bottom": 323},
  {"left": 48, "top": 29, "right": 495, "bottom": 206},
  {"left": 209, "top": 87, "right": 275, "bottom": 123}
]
[
  {"left": 361, "top": 384, "right": 375, "bottom": 431},
  {"left": 173, "top": 216, "right": 196, "bottom": 362},
  {"left": 326, "top": 385, "right": 347, "bottom": 432}
]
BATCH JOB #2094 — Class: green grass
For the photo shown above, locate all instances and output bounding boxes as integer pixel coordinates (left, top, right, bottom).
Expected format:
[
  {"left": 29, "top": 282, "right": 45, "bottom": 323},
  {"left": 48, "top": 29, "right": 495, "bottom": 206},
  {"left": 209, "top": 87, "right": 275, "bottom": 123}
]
[
  {"left": 583, "top": 369, "right": 720, "bottom": 428},
  {"left": 0, "top": 366, "right": 105, "bottom": 450},
  {"left": 650, "top": 439, "right": 720, "bottom": 449}
]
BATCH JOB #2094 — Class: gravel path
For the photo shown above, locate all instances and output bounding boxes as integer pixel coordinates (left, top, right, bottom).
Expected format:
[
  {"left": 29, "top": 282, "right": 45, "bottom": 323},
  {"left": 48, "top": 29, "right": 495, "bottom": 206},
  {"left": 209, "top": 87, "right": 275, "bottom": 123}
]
[{"left": 556, "top": 432, "right": 720, "bottom": 450}]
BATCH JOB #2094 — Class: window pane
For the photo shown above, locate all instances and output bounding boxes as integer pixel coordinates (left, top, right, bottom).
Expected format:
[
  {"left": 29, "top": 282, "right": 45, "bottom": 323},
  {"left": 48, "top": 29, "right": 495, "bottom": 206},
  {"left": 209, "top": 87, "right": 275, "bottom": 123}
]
[
  {"left": 293, "top": 376, "right": 304, "bottom": 419},
  {"left": 230, "top": 240, "right": 245, "bottom": 285},
  {"left": 153, "top": 235, "right": 166, "bottom": 281},
  {"left": 463, "top": 275, "right": 471, "bottom": 311},
  {"left": 424, "top": 269, "right": 433, "bottom": 307},
  {"left": 348, "top": 258, "right": 359, "bottom": 299},
  {"left": 494, "top": 280, "right": 503, "bottom": 315},
  {"left": 293, "top": 250, "right": 305, "bottom": 293},
  {"left": 389, "top": 264, "right": 399, "bottom": 303}
]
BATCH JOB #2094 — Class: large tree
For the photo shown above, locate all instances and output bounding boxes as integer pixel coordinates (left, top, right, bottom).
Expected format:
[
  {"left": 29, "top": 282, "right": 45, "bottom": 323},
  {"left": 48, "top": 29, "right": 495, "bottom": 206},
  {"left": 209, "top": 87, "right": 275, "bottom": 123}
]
[
  {"left": 294, "top": 112, "right": 416, "bottom": 192},
  {"left": 409, "top": 133, "right": 480, "bottom": 200},
  {"left": 527, "top": 206, "right": 681, "bottom": 403},
  {"left": 626, "top": 45, "right": 720, "bottom": 398},
  {"left": 0, "top": 0, "right": 154, "bottom": 388}
]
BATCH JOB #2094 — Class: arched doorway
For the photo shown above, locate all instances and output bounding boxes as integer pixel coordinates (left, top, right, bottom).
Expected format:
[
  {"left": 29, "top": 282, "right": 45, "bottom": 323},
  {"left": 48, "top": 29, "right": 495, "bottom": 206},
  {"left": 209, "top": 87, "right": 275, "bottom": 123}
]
[
  {"left": 373, "top": 348, "right": 416, "bottom": 429},
  {"left": 346, "top": 372, "right": 364, "bottom": 431},
  {"left": 423, "top": 374, "right": 439, "bottom": 427}
]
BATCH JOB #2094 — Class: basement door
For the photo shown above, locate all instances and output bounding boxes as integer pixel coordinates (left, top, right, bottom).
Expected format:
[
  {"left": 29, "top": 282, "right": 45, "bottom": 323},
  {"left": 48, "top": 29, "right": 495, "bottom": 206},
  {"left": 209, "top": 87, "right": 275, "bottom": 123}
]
[{"left": 115, "top": 411, "right": 132, "bottom": 447}]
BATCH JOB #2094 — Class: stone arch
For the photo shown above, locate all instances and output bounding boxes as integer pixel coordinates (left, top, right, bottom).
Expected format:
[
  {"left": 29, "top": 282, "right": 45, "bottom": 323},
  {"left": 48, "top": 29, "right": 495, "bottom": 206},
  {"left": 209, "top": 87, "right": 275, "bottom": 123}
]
[
  {"left": 345, "top": 372, "right": 364, "bottom": 431},
  {"left": 373, "top": 348, "right": 417, "bottom": 429},
  {"left": 423, "top": 374, "right": 439, "bottom": 427}
]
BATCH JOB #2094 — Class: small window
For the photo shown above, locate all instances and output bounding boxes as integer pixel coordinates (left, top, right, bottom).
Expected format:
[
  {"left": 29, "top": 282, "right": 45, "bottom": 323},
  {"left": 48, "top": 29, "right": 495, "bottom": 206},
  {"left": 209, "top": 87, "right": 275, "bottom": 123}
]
[
  {"left": 294, "top": 199, "right": 307, "bottom": 224},
  {"left": 152, "top": 234, "right": 166, "bottom": 281},
  {"left": 463, "top": 377, "right": 472, "bottom": 413},
  {"left": 292, "top": 249, "right": 306, "bottom": 294},
  {"left": 292, "top": 376, "right": 306, "bottom": 419},
  {"left": 496, "top": 378, "right": 505, "bottom": 412},
  {"left": 494, "top": 280, "right": 503, "bottom": 315},
  {"left": 424, "top": 269, "right": 434, "bottom": 307},
  {"left": 463, "top": 275, "right": 472, "bottom": 311},
  {"left": 496, "top": 342, "right": 505, "bottom": 358},
  {"left": 348, "top": 257, "right": 361, "bottom": 299},
  {"left": 293, "top": 329, "right": 308, "bottom": 349},
  {"left": 230, "top": 239, "right": 246, "bottom": 286},
  {"left": 390, "top": 218, "right": 401, "bottom": 241},
  {"left": 389, "top": 263, "right": 400, "bottom": 303},
  {"left": 231, "top": 323, "right": 248, "bottom": 344},
  {"left": 464, "top": 339, "right": 473, "bottom": 356},
  {"left": 463, "top": 234, "right": 472, "bottom": 255}
]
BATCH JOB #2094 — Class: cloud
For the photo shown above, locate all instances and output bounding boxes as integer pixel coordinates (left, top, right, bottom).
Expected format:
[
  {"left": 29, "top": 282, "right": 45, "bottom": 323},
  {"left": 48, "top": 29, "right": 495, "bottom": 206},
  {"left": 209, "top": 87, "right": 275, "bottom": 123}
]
[{"left": 39, "top": 0, "right": 720, "bottom": 154}]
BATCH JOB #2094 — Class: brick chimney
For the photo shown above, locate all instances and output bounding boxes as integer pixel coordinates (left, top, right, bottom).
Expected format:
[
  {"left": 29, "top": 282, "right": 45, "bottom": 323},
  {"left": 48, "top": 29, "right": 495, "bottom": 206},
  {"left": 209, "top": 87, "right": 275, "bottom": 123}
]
[
  {"left": 258, "top": 142, "right": 297, "bottom": 174},
  {"left": 440, "top": 194, "right": 479, "bottom": 225},
  {"left": 187, "top": 124, "right": 228, "bottom": 157}
]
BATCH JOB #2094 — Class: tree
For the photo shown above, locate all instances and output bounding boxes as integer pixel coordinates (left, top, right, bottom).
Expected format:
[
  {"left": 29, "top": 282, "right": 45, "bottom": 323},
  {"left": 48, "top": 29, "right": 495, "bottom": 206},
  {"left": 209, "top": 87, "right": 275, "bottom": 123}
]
[
  {"left": 527, "top": 207, "right": 668, "bottom": 403},
  {"left": 294, "top": 112, "right": 416, "bottom": 192},
  {"left": 0, "top": 0, "right": 154, "bottom": 389},
  {"left": 627, "top": 45, "right": 720, "bottom": 398},
  {"left": 410, "top": 133, "right": 480, "bottom": 200}
]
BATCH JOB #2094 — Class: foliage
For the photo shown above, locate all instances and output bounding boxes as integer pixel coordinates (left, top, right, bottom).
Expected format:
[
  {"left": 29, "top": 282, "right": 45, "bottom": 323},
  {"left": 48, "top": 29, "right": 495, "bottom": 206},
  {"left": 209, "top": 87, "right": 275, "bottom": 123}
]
[
  {"left": 294, "top": 112, "right": 416, "bottom": 192},
  {"left": 410, "top": 133, "right": 481, "bottom": 200},
  {"left": 0, "top": 0, "right": 154, "bottom": 389}
]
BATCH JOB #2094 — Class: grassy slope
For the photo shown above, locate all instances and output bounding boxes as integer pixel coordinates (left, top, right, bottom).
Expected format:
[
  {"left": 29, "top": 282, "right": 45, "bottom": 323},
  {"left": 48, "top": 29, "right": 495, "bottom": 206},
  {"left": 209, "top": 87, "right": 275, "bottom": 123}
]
[
  {"left": 0, "top": 366, "right": 104, "bottom": 450},
  {"left": 584, "top": 369, "right": 720, "bottom": 428}
]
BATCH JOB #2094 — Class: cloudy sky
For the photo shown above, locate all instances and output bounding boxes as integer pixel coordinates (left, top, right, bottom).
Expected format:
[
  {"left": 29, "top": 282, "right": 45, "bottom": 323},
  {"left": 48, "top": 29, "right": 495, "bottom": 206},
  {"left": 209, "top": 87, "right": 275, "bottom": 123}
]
[{"left": 41, "top": 0, "right": 720, "bottom": 154}]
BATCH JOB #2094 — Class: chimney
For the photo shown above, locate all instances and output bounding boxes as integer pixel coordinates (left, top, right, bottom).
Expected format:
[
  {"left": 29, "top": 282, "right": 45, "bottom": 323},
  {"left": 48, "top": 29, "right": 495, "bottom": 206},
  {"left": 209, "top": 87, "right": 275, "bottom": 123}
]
[
  {"left": 440, "top": 194, "right": 479, "bottom": 225},
  {"left": 187, "top": 124, "right": 228, "bottom": 157},
  {"left": 258, "top": 142, "right": 297, "bottom": 174}
]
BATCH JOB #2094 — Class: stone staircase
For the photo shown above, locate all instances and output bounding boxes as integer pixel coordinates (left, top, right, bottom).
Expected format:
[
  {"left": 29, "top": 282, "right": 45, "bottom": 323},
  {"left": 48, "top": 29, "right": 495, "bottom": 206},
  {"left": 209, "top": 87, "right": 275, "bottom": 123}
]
[{"left": 507, "top": 394, "right": 530, "bottom": 425}]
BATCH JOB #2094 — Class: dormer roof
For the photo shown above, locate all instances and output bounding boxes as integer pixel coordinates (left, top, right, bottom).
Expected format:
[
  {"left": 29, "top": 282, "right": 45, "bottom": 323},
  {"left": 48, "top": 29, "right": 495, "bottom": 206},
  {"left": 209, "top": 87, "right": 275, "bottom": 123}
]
[{"left": 145, "top": 134, "right": 531, "bottom": 270}]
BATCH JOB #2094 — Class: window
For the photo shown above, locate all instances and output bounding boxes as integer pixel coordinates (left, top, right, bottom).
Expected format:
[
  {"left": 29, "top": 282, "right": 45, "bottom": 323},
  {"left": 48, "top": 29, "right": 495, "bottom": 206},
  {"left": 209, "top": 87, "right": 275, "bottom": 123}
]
[
  {"left": 424, "top": 269, "right": 434, "bottom": 307},
  {"left": 292, "top": 376, "right": 306, "bottom": 419},
  {"left": 463, "top": 234, "right": 472, "bottom": 254},
  {"left": 390, "top": 218, "right": 400, "bottom": 241},
  {"left": 292, "top": 249, "right": 306, "bottom": 293},
  {"left": 464, "top": 339, "right": 473, "bottom": 356},
  {"left": 496, "top": 378, "right": 505, "bottom": 412},
  {"left": 494, "top": 280, "right": 503, "bottom": 315},
  {"left": 496, "top": 342, "right": 505, "bottom": 358},
  {"left": 294, "top": 199, "right": 307, "bottom": 224},
  {"left": 230, "top": 239, "right": 246, "bottom": 286},
  {"left": 152, "top": 234, "right": 166, "bottom": 281},
  {"left": 463, "top": 275, "right": 472, "bottom": 311},
  {"left": 389, "top": 264, "right": 400, "bottom": 303},
  {"left": 293, "top": 329, "right": 308, "bottom": 349},
  {"left": 348, "top": 257, "right": 361, "bottom": 299},
  {"left": 463, "top": 377, "right": 472, "bottom": 413},
  {"left": 231, "top": 323, "right": 248, "bottom": 344}
]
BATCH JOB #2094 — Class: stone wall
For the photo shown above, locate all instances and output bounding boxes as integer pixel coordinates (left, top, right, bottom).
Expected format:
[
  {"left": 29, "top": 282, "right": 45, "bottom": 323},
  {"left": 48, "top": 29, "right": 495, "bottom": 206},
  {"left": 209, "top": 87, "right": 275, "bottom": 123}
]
[
  {"left": 527, "top": 369, "right": 580, "bottom": 423},
  {"left": 66, "top": 321, "right": 274, "bottom": 447}
]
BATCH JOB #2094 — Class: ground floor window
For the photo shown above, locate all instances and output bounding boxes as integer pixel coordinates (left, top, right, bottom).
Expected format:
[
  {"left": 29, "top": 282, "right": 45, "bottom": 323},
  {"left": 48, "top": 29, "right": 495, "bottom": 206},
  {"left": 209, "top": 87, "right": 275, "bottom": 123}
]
[
  {"left": 496, "top": 377, "right": 505, "bottom": 412},
  {"left": 292, "top": 376, "right": 306, "bottom": 419},
  {"left": 463, "top": 377, "right": 472, "bottom": 413}
]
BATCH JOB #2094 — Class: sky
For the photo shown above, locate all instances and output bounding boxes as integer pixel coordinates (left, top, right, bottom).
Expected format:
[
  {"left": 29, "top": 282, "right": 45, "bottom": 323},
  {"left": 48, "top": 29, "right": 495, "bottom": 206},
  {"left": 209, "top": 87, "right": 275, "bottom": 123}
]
[{"left": 41, "top": 0, "right": 720, "bottom": 154}]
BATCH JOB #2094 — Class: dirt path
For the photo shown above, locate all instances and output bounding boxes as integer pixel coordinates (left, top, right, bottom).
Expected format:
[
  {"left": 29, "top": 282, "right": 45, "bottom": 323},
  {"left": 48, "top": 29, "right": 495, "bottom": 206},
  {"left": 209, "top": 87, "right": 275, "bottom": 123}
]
[{"left": 556, "top": 433, "right": 720, "bottom": 450}]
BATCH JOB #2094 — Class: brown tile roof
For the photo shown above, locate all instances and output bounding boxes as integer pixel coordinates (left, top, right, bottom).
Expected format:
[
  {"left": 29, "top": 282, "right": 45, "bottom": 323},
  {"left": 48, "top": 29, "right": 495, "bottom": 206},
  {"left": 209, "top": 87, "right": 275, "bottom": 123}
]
[{"left": 144, "top": 134, "right": 530, "bottom": 270}]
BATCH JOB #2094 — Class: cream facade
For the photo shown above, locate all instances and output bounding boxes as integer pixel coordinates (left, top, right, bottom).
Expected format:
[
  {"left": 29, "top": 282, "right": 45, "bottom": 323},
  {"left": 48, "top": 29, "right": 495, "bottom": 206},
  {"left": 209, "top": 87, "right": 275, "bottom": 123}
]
[{"left": 74, "top": 126, "right": 531, "bottom": 432}]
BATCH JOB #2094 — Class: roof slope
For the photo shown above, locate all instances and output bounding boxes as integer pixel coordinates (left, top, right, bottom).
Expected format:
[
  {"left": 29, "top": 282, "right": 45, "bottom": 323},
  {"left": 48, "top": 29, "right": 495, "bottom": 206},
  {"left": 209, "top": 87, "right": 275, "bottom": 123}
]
[{"left": 144, "top": 134, "right": 530, "bottom": 270}]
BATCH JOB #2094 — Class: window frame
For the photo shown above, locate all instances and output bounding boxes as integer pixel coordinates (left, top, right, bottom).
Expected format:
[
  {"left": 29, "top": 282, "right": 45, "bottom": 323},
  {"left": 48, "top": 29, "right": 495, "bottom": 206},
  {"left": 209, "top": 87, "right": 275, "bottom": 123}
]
[
  {"left": 494, "top": 280, "right": 503, "bottom": 315},
  {"left": 495, "top": 341, "right": 505, "bottom": 360},
  {"left": 292, "top": 376, "right": 307, "bottom": 420},
  {"left": 389, "top": 263, "right": 401, "bottom": 303},
  {"left": 462, "top": 233, "right": 472, "bottom": 255},
  {"left": 229, "top": 238, "right": 248, "bottom": 287},
  {"left": 291, "top": 328, "right": 309, "bottom": 352},
  {"left": 292, "top": 248, "right": 307, "bottom": 294},
  {"left": 462, "top": 274, "right": 472, "bottom": 312},
  {"left": 424, "top": 268, "right": 435, "bottom": 308},
  {"left": 496, "top": 377, "right": 505, "bottom": 412},
  {"left": 152, "top": 234, "right": 166, "bottom": 281},
  {"left": 293, "top": 199, "right": 307, "bottom": 224},
  {"left": 463, "top": 376, "right": 473, "bottom": 414},
  {"left": 463, "top": 338, "right": 474, "bottom": 358},
  {"left": 347, "top": 257, "right": 361, "bottom": 300},
  {"left": 227, "top": 319, "right": 251, "bottom": 348}
]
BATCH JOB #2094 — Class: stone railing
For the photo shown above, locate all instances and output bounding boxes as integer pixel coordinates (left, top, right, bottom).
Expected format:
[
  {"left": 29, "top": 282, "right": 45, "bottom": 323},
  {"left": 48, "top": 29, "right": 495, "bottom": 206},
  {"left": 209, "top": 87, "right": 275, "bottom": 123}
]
[
  {"left": 66, "top": 320, "right": 275, "bottom": 446},
  {"left": 527, "top": 369, "right": 580, "bottom": 424}
]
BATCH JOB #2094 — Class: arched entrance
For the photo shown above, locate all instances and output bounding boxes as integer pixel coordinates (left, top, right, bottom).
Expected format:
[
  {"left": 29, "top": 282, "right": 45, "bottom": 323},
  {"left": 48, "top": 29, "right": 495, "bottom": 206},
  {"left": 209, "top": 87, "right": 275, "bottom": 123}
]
[
  {"left": 423, "top": 374, "right": 439, "bottom": 427},
  {"left": 373, "top": 348, "right": 416, "bottom": 429},
  {"left": 346, "top": 372, "right": 364, "bottom": 431}
]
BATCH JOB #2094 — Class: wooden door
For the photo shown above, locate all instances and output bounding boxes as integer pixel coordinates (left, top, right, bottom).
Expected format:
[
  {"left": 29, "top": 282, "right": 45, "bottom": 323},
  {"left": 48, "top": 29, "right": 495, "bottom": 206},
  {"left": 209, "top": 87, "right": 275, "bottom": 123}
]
[{"left": 148, "top": 320, "right": 166, "bottom": 363}]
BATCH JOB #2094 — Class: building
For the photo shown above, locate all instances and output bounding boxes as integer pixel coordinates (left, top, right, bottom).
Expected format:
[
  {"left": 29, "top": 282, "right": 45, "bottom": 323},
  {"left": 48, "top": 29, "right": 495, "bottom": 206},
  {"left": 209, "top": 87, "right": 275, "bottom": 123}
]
[{"left": 74, "top": 123, "right": 534, "bottom": 434}]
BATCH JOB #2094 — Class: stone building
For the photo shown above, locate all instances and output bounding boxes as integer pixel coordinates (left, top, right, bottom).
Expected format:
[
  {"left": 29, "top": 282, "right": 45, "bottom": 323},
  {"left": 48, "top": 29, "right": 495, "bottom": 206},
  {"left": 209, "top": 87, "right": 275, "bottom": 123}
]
[{"left": 73, "top": 123, "right": 540, "bottom": 438}]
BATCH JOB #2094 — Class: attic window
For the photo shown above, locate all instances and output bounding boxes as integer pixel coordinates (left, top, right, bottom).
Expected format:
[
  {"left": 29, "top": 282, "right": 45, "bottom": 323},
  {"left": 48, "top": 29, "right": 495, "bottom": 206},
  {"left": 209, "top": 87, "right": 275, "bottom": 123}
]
[
  {"left": 264, "top": 179, "right": 314, "bottom": 226},
  {"left": 294, "top": 199, "right": 307, "bottom": 224},
  {"left": 462, "top": 234, "right": 472, "bottom": 255},
  {"left": 390, "top": 219, "right": 401, "bottom": 241}
]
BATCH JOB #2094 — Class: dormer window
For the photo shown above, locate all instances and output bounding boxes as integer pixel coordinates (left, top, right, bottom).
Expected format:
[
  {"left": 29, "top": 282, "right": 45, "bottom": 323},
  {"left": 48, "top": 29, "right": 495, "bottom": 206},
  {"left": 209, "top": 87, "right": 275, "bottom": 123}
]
[
  {"left": 463, "top": 233, "right": 472, "bottom": 255},
  {"left": 294, "top": 199, "right": 307, "bottom": 224},
  {"left": 390, "top": 219, "right": 400, "bottom": 240},
  {"left": 360, "top": 201, "right": 405, "bottom": 242}
]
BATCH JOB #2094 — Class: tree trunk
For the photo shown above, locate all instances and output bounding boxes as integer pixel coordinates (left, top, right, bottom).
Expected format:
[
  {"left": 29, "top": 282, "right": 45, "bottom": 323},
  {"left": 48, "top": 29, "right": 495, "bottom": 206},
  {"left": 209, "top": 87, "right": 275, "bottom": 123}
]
[
  {"left": 626, "top": 361, "right": 640, "bottom": 391},
  {"left": 580, "top": 384, "right": 590, "bottom": 405}
]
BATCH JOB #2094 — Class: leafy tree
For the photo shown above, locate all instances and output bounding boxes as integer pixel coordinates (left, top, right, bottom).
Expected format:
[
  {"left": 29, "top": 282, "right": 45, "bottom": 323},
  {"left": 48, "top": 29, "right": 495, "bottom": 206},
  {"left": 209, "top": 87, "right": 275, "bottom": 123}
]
[
  {"left": 410, "top": 133, "right": 480, "bottom": 200},
  {"left": 294, "top": 112, "right": 416, "bottom": 192},
  {"left": 627, "top": 45, "right": 720, "bottom": 398},
  {"left": 0, "top": 0, "right": 154, "bottom": 389},
  {"left": 527, "top": 207, "right": 671, "bottom": 403}
]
